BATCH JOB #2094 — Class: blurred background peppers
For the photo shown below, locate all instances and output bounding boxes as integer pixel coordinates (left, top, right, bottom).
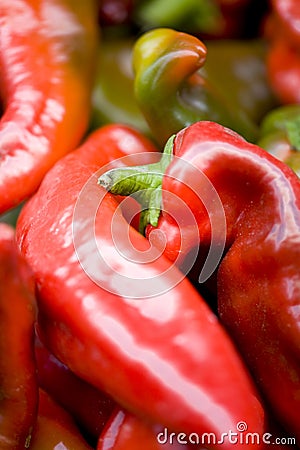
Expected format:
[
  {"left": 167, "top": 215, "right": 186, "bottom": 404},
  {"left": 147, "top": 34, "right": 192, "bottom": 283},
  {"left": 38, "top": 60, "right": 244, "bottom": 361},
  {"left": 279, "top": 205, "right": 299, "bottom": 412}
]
[
  {"left": 90, "top": 31, "right": 277, "bottom": 146},
  {"left": 99, "top": 0, "right": 269, "bottom": 40},
  {"left": 271, "top": 0, "right": 300, "bottom": 49},
  {"left": 0, "top": 0, "right": 98, "bottom": 215},
  {"left": 90, "top": 37, "right": 151, "bottom": 138},
  {"left": 265, "top": 0, "right": 300, "bottom": 105}
]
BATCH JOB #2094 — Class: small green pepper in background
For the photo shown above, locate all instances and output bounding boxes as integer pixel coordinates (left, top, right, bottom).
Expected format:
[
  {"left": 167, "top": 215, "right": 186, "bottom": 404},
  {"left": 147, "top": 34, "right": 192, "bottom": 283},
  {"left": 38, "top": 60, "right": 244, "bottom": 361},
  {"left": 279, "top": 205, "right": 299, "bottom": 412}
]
[
  {"left": 132, "top": 28, "right": 262, "bottom": 146},
  {"left": 202, "top": 39, "right": 278, "bottom": 125},
  {"left": 133, "top": 0, "right": 222, "bottom": 35},
  {"left": 258, "top": 105, "right": 300, "bottom": 177},
  {"left": 90, "top": 29, "right": 278, "bottom": 148},
  {"left": 133, "top": 0, "right": 266, "bottom": 39},
  {"left": 90, "top": 38, "right": 152, "bottom": 138}
]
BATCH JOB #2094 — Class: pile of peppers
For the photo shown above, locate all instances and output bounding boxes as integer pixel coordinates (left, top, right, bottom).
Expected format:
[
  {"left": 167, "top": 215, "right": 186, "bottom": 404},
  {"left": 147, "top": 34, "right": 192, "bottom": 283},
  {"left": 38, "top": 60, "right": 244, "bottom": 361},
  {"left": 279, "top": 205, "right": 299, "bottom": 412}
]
[{"left": 0, "top": 0, "right": 300, "bottom": 449}]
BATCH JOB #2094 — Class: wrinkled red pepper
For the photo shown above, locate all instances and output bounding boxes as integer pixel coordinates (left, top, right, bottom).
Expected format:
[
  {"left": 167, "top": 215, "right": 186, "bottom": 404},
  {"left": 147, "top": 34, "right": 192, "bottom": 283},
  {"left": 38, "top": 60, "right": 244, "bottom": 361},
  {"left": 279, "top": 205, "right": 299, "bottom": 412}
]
[
  {"left": 30, "top": 390, "right": 92, "bottom": 450},
  {"left": 16, "top": 124, "right": 266, "bottom": 449},
  {"left": 35, "top": 335, "right": 116, "bottom": 442},
  {"left": 99, "top": 121, "right": 300, "bottom": 443},
  {"left": 0, "top": 223, "right": 37, "bottom": 449},
  {"left": 0, "top": 0, "right": 98, "bottom": 214}
]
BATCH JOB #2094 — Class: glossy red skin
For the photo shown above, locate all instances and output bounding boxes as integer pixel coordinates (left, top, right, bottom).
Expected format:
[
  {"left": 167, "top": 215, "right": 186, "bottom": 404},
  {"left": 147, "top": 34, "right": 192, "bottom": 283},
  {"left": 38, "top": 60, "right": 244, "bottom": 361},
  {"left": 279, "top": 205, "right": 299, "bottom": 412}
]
[
  {"left": 35, "top": 335, "right": 116, "bottom": 440},
  {"left": 0, "top": 0, "right": 98, "bottom": 214},
  {"left": 97, "top": 408, "right": 298, "bottom": 450},
  {"left": 0, "top": 223, "right": 38, "bottom": 449},
  {"left": 272, "top": 0, "right": 300, "bottom": 48},
  {"left": 267, "top": 38, "right": 300, "bottom": 104},
  {"left": 16, "top": 124, "right": 266, "bottom": 449},
  {"left": 30, "top": 390, "right": 92, "bottom": 450},
  {"left": 155, "top": 121, "right": 300, "bottom": 443},
  {"left": 97, "top": 408, "right": 193, "bottom": 450}
]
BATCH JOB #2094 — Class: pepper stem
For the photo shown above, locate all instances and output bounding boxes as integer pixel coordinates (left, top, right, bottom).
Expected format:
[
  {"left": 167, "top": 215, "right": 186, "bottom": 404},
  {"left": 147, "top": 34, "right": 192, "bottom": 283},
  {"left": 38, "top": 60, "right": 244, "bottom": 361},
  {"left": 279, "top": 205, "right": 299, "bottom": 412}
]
[{"left": 98, "top": 135, "right": 175, "bottom": 233}]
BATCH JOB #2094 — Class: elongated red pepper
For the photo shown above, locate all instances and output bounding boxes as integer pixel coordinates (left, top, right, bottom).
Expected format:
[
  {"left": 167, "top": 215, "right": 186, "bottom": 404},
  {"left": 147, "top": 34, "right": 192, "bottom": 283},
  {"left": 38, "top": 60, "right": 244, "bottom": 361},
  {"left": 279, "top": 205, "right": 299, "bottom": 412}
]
[
  {"left": 30, "top": 390, "right": 92, "bottom": 450},
  {"left": 35, "top": 335, "right": 116, "bottom": 441},
  {"left": 98, "top": 121, "right": 300, "bottom": 443},
  {"left": 16, "top": 124, "right": 266, "bottom": 449},
  {"left": 0, "top": 223, "right": 38, "bottom": 449},
  {"left": 0, "top": 0, "right": 98, "bottom": 214}
]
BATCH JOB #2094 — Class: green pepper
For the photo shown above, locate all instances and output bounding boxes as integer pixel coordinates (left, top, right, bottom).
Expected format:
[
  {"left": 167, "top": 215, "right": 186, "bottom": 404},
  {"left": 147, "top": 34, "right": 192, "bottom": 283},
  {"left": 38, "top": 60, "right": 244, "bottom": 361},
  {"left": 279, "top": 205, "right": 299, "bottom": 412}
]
[
  {"left": 202, "top": 39, "right": 278, "bottom": 124},
  {"left": 91, "top": 32, "right": 277, "bottom": 148},
  {"left": 132, "top": 28, "right": 260, "bottom": 146},
  {"left": 258, "top": 104, "right": 300, "bottom": 177},
  {"left": 133, "top": 0, "right": 222, "bottom": 35},
  {"left": 90, "top": 38, "right": 151, "bottom": 137}
]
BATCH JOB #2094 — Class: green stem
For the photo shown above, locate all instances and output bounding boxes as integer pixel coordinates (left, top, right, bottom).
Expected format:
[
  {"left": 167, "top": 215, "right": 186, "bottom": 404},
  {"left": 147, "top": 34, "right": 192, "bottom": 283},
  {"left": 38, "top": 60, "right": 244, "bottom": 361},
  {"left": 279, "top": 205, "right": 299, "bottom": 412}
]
[{"left": 98, "top": 135, "right": 175, "bottom": 233}]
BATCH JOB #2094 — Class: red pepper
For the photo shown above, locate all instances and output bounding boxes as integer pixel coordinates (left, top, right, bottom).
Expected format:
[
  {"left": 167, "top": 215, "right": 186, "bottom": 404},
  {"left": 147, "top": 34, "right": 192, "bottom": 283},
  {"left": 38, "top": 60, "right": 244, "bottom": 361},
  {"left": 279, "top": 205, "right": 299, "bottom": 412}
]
[
  {"left": 265, "top": 0, "right": 300, "bottom": 105},
  {"left": 97, "top": 408, "right": 298, "bottom": 450},
  {"left": 99, "top": 121, "right": 300, "bottom": 443},
  {"left": 30, "top": 389, "right": 92, "bottom": 450},
  {"left": 271, "top": 0, "right": 300, "bottom": 48},
  {"left": 267, "top": 38, "right": 300, "bottom": 104},
  {"left": 0, "top": 0, "right": 98, "bottom": 214},
  {"left": 0, "top": 223, "right": 38, "bottom": 449},
  {"left": 16, "top": 124, "right": 266, "bottom": 449},
  {"left": 35, "top": 335, "right": 116, "bottom": 442}
]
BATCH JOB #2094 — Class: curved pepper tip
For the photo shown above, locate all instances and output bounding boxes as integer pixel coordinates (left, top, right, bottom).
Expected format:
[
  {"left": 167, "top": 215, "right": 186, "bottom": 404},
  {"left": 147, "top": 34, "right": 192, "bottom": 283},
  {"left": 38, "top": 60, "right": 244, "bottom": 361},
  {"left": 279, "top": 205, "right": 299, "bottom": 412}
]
[
  {"left": 133, "top": 27, "right": 258, "bottom": 146},
  {"left": 133, "top": 27, "right": 207, "bottom": 83}
]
